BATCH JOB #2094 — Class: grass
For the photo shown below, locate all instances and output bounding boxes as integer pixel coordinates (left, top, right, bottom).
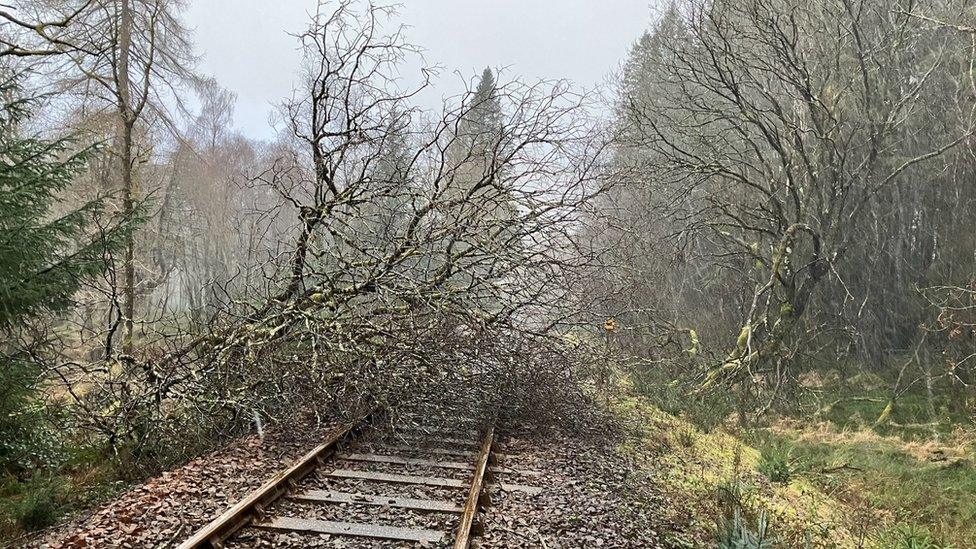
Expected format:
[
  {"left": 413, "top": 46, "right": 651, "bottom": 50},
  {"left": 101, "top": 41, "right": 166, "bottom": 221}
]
[
  {"left": 0, "top": 475, "right": 70, "bottom": 534},
  {"left": 754, "top": 423, "right": 974, "bottom": 548},
  {"left": 811, "top": 375, "right": 966, "bottom": 440},
  {"left": 615, "top": 397, "right": 861, "bottom": 547},
  {"left": 617, "top": 359, "right": 976, "bottom": 548},
  {"left": 764, "top": 366, "right": 976, "bottom": 547}
]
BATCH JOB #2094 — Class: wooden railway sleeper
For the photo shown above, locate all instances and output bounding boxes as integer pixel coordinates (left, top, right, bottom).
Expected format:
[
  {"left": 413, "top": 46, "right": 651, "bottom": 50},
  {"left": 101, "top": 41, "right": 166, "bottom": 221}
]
[{"left": 180, "top": 413, "right": 524, "bottom": 548}]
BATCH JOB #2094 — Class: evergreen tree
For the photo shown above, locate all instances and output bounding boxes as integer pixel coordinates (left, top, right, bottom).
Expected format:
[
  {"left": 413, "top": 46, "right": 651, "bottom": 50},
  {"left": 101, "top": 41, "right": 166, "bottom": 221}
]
[
  {"left": 462, "top": 67, "right": 503, "bottom": 157},
  {"left": 446, "top": 68, "right": 522, "bottom": 312},
  {"left": 445, "top": 67, "right": 505, "bottom": 200},
  {"left": 616, "top": 4, "right": 687, "bottom": 147},
  {"left": 363, "top": 115, "right": 414, "bottom": 250},
  {"left": 0, "top": 73, "right": 131, "bottom": 472}
]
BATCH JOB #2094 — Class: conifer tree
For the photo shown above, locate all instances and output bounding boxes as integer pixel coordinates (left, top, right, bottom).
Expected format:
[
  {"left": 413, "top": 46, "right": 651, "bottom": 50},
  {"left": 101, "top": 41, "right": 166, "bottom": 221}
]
[
  {"left": 446, "top": 68, "right": 521, "bottom": 310},
  {"left": 463, "top": 67, "right": 503, "bottom": 156},
  {"left": 0, "top": 73, "right": 131, "bottom": 471}
]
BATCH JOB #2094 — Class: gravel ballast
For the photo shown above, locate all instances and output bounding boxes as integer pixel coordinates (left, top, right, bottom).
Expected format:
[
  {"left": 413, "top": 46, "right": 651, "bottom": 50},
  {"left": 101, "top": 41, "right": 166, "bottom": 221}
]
[{"left": 29, "top": 424, "right": 685, "bottom": 548}]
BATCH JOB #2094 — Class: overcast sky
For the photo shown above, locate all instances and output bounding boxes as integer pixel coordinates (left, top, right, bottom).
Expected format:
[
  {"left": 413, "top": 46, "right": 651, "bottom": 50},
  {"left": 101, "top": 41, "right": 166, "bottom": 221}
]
[{"left": 184, "top": 1, "right": 657, "bottom": 140}]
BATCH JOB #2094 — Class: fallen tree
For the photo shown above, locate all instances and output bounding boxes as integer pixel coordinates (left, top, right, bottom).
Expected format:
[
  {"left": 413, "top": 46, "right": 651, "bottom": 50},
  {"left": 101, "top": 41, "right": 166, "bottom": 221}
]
[{"left": 52, "top": 1, "right": 615, "bottom": 467}]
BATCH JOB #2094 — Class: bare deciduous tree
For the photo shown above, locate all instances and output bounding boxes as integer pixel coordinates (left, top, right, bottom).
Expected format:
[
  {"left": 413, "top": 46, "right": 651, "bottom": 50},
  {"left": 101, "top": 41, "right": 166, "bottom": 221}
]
[
  {"left": 49, "top": 1, "right": 612, "bottom": 459},
  {"left": 602, "top": 0, "right": 976, "bottom": 423}
]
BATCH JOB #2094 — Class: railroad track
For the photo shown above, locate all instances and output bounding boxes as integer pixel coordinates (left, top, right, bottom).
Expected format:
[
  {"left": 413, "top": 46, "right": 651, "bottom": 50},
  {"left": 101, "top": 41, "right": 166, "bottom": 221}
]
[{"left": 178, "top": 413, "right": 542, "bottom": 548}]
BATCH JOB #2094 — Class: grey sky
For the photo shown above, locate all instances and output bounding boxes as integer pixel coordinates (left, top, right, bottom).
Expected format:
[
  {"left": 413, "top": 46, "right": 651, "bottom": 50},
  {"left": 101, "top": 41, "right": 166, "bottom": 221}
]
[{"left": 184, "top": 1, "right": 656, "bottom": 140}]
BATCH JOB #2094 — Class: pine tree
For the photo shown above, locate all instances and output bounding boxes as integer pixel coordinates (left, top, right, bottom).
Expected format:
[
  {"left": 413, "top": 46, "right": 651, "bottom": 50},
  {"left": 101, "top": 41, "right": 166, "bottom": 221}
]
[
  {"left": 363, "top": 115, "right": 413, "bottom": 249},
  {"left": 462, "top": 67, "right": 503, "bottom": 156},
  {"left": 0, "top": 73, "right": 131, "bottom": 472},
  {"left": 616, "top": 4, "right": 687, "bottom": 141},
  {"left": 444, "top": 68, "right": 522, "bottom": 312}
]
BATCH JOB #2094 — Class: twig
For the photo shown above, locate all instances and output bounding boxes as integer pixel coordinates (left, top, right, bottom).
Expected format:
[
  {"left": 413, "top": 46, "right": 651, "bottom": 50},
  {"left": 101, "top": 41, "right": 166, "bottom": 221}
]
[{"left": 819, "top": 463, "right": 863, "bottom": 474}]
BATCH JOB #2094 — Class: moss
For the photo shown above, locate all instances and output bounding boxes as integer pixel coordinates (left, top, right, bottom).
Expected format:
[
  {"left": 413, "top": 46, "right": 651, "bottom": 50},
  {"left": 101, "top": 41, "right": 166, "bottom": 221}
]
[
  {"left": 686, "top": 329, "right": 700, "bottom": 357},
  {"left": 761, "top": 424, "right": 975, "bottom": 548},
  {"left": 614, "top": 397, "right": 859, "bottom": 547},
  {"left": 735, "top": 324, "right": 751, "bottom": 352},
  {"left": 874, "top": 400, "right": 894, "bottom": 426}
]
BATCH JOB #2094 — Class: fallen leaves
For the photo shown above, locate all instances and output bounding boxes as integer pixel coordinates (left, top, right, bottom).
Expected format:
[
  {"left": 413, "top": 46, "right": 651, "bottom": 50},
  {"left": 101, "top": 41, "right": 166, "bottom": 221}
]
[{"left": 32, "top": 425, "right": 341, "bottom": 549}]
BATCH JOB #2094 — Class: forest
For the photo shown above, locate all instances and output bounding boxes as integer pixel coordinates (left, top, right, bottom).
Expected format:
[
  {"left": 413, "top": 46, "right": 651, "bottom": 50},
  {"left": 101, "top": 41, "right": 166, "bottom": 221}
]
[{"left": 1, "top": 1, "right": 975, "bottom": 548}]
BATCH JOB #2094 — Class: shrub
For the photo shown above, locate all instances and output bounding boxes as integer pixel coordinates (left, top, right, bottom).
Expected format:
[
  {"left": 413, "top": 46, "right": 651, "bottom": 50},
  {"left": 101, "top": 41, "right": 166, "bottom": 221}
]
[
  {"left": 757, "top": 442, "right": 793, "bottom": 484},
  {"left": 0, "top": 358, "right": 43, "bottom": 474},
  {"left": 676, "top": 422, "right": 696, "bottom": 448},
  {"left": 4, "top": 476, "right": 68, "bottom": 532},
  {"left": 717, "top": 507, "right": 779, "bottom": 548},
  {"left": 628, "top": 359, "right": 735, "bottom": 432}
]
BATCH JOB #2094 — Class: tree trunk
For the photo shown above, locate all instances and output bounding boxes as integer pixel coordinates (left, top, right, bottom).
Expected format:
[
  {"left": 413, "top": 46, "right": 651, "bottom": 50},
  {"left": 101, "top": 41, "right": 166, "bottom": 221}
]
[
  {"left": 924, "top": 360, "right": 939, "bottom": 440},
  {"left": 118, "top": 0, "right": 136, "bottom": 355}
]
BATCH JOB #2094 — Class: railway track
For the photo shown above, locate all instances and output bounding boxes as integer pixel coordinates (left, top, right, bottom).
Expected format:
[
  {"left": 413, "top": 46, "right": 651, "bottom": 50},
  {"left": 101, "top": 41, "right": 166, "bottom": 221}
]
[{"left": 178, "top": 413, "right": 542, "bottom": 548}]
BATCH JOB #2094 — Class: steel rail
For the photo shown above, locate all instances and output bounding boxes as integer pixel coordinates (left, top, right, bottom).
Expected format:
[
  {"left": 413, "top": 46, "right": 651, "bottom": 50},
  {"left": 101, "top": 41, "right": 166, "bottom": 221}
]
[
  {"left": 453, "top": 425, "right": 495, "bottom": 549},
  {"left": 177, "top": 411, "right": 373, "bottom": 549}
]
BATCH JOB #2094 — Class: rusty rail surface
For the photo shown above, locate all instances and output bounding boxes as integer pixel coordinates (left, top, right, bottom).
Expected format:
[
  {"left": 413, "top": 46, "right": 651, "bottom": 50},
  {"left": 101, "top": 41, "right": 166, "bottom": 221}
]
[
  {"left": 453, "top": 426, "right": 494, "bottom": 549},
  {"left": 177, "top": 412, "right": 373, "bottom": 549}
]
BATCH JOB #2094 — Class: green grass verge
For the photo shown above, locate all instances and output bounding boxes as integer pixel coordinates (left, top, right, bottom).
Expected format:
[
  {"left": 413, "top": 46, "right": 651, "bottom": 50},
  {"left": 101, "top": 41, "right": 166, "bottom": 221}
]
[
  {"left": 614, "top": 397, "right": 862, "bottom": 547},
  {"left": 613, "top": 390, "right": 974, "bottom": 548},
  {"left": 752, "top": 424, "right": 974, "bottom": 548}
]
